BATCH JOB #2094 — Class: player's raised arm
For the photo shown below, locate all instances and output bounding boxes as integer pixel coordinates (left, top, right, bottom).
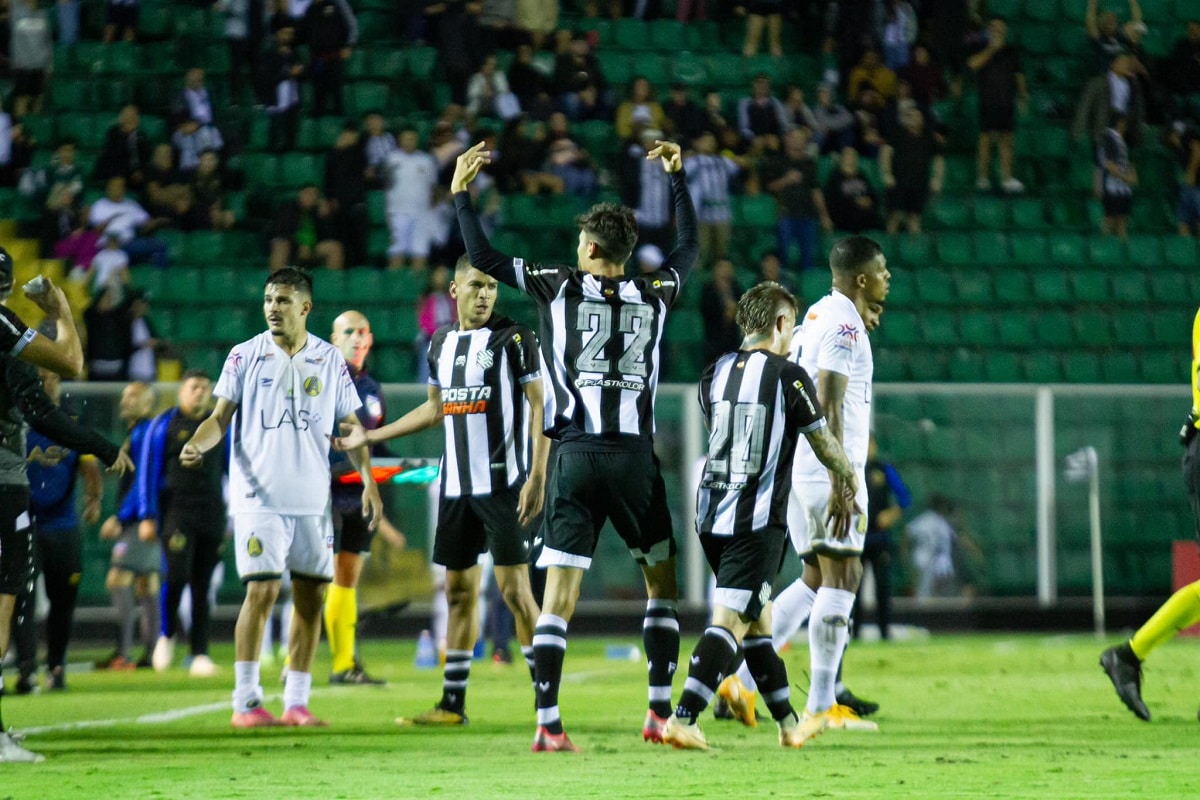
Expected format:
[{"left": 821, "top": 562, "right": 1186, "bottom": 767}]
[
  {"left": 180, "top": 397, "right": 237, "bottom": 467},
  {"left": 452, "top": 142, "right": 522, "bottom": 288},
  {"left": 647, "top": 140, "right": 700, "bottom": 289}
]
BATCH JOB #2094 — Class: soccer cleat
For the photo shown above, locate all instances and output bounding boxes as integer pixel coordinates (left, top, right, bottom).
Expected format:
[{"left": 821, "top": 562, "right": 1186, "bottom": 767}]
[
  {"left": 135, "top": 653, "right": 153, "bottom": 669},
  {"left": 717, "top": 675, "right": 758, "bottom": 728},
  {"left": 780, "top": 711, "right": 828, "bottom": 748},
  {"left": 280, "top": 706, "right": 329, "bottom": 727},
  {"left": 396, "top": 706, "right": 468, "bottom": 727},
  {"left": 642, "top": 710, "right": 669, "bottom": 743},
  {"left": 189, "top": 655, "right": 219, "bottom": 678},
  {"left": 45, "top": 666, "right": 66, "bottom": 692},
  {"left": 826, "top": 704, "right": 880, "bottom": 731},
  {"left": 231, "top": 707, "right": 284, "bottom": 729},
  {"left": 661, "top": 715, "right": 709, "bottom": 751},
  {"left": 835, "top": 687, "right": 879, "bottom": 717},
  {"left": 1100, "top": 645, "right": 1150, "bottom": 721},
  {"left": 0, "top": 731, "right": 44, "bottom": 763},
  {"left": 14, "top": 673, "right": 39, "bottom": 695},
  {"left": 106, "top": 655, "right": 137, "bottom": 672},
  {"left": 330, "top": 666, "right": 386, "bottom": 686},
  {"left": 151, "top": 636, "right": 174, "bottom": 672},
  {"left": 531, "top": 726, "right": 581, "bottom": 752},
  {"left": 492, "top": 647, "right": 513, "bottom": 665}
]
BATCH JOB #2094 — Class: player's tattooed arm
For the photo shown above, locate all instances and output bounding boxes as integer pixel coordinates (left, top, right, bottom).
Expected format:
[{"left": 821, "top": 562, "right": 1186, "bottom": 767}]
[
  {"left": 805, "top": 425, "right": 861, "bottom": 540},
  {"left": 805, "top": 425, "right": 856, "bottom": 486}
]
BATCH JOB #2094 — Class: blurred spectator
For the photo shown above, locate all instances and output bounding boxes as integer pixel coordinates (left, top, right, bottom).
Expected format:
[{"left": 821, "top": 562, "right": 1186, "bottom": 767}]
[
  {"left": 901, "top": 44, "right": 947, "bottom": 110},
  {"left": 516, "top": 0, "right": 557, "bottom": 50},
  {"left": 173, "top": 118, "right": 224, "bottom": 176},
  {"left": 127, "top": 288, "right": 159, "bottom": 382},
  {"left": 619, "top": 127, "right": 672, "bottom": 250},
  {"left": 21, "top": 138, "right": 83, "bottom": 251},
  {"left": 857, "top": 435, "right": 911, "bottom": 640},
  {"left": 812, "top": 83, "right": 856, "bottom": 154},
  {"left": 1086, "top": 0, "right": 1144, "bottom": 72},
  {"left": 190, "top": 150, "right": 236, "bottom": 231},
  {"left": 545, "top": 112, "right": 597, "bottom": 197},
  {"left": 88, "top": 176, "right": 169, "bottom": 268},
  {"left": 904, "top": 494, "right": 983, "bottom": 600},
  {"left": 143, "top": 142, "right": 185, "bottom": 220},
  {"left": 736, "top": 73, "right": 791, "bottom": 146},
  {"left": 261, "top": 25, "right": 303, "bottom": 153},
  {"left": 554, "top": 34, "right": 608, "bottom": 122},
  {"left": 848, "top": 48, "right": 898, "bottom": 103},
  {"left": 89, "top": 233, "right": 130, "bottom": 293},
  {"left": 104, "top": 0, "right": 137, "bottom": 43},
  {"left": 1168, "top": 122, "right": 1200, "bottom": 236},
  {"left": 362, "top": 111, "right": 397, "bottom": 187},
  {"left": 170, "top": 68, "right": 215, "bottom": 129},
  {"left": 738, "top": 1, "right": 783, "bottom": 58},
  {"left": 675, "top": 0, "right": 706, "bottom": 22},
  {"left": 304, "top": 0, "right": 356, "bottom": 117},
  {"left": 426, "top": 0, "right": 480, "bottom": 106},
  {"left": 324, "top": 122, "right": 369, "bottom": 266},
  {"left": 467, "top": 53, "right": 521, "bottom": 121},
  {"left": 683, "top": 130, "right": 740, "bottom": 269},
  {"left": 216, "top": 0, "right": 260, "bottom": 101},
  {"left": 881, "top": 105, "right": 944, "bottom": 234},
  {"left": 495, "top": 117, "right": 557, "bottom": 194},
  {"left": 762, "top": 127, "right": 831, "bottom": 273},
  {"left": 1073, "top": 53, "right": 1145, "bottom": 148},
  {"left": 702, "top": 88, "right": 736, "bottom": 143},
  {"left": 615, "top": 76, "right": 666, "bottom": 142},
  {"left": 634, "top": 243, "right": 663, "bottom": 276},
  {"left": 0, "top": 104, "right": 13, "bottom": 187},
  {"left": 823, "top": 146, "right": 882, "bottom": 233},
  {"left": 508, "top": 44, "right": 554, "bottom": 121},
  {"left": 699, "top": 258, "right": 742, "bottom": 368},
  {"left": 97, "top": 105, "right": 152, "bottom": 190},
  {"left": 479, "top": 0, "right": 519, "bottom": 52},
  {"left": 1164, "top": 20, "right": 1200, "bottom": 98},
  {"left": 84, "top": 280, "right": 136, "bottom": 381},
  {"left": 851, "top": 85, "right": 887, "bottom": 157},
  {"left": 10, "top": 0, "right": 51, "bottom": 118},
  {"left": 879, "top": 0, "right": 917, "bottom": 71},
  {"left": 918, "top": 0, "right": 969, "bottom": 96},
  {"left": 758, "top": 250, "right": 782, "bottom": 284},
  {"left": 664, "top": 83, "right": 707, "bottom": 143},
  {"left": 783, "top": 86, "right": 819, "bottom": 131},
  {"left": 1096, "top": 112, "right": 1136, "bottom": 240},
  {"left": 968, "top": 17, "right": 1026, "bottom": 193},
  {"left": 57, "top": 0, "right": 79, "bottom": 45},
  {"left": 415, "top": 264, "right": 453, "bottom": 383},
  {"left": 268, "top": 184, "right": 344, "bottom": 270},
  {"left": 428, "top": 115, "right": 468, "bottom": 172},
  {"left": 382, "top": 128, "right": 438, "bottom": 272}
]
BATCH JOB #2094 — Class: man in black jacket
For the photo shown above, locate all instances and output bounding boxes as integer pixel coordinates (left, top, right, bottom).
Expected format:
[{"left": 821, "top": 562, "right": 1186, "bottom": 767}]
[
  {"left": 324, "top": 122, "right": 368, "bottom": 267},
  {"left": 96, "top": 105, "right": 152, "bottom": 190},
  {"left": 303, "top": 0, "right": 357, "bottom": 117}
]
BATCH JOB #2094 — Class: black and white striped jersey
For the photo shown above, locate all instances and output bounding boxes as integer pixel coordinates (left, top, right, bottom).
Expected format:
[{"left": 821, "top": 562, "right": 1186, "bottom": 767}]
[
  {"left": 696, "top": 349, "right": 825, "bottom": 537},
  {"left": 427, "top": 315, "right": 541, "bottom": 498},
  {"left": 455, "top": 170, "right": 699, "bottom": 445}
]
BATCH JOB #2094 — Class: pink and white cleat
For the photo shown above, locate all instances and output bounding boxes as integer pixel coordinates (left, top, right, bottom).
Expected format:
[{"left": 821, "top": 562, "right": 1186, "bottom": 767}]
[
  {"left": 231, "top": 707, "right": 284, "bottom": 729},
  {"left": 280, "top": 706, "right": 329, "bottom": 727},
  {"left": 642, "top": 710, "right": 669, "bottom": 743}
]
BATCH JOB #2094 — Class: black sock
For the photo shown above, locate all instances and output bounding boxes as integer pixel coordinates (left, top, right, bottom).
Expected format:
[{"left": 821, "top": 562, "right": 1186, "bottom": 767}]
[
  {"left": 743, "top": 636, "right": 796, "bottom": 722},
  {"left": 522, "top": 645, "right": 535, "bottom": 686},
  {"left": 674, "top": 626, "right": 738, "bottom": 723},
  {"left": 440, "top": 649, "right": 471, "bottom": 714},
  {"left": 643, "top": 599, "right": 679, "bottom": 718},
  {"left": 532, "top": 614, "right": 568, "bottom": 734},
  {"left": 165, "top": 580, "right": 186, "bottom": 640}
]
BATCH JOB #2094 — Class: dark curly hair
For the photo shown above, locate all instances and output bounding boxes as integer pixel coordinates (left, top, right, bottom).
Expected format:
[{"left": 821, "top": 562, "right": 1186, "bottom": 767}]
[{"left": 575, "top": 203, "right": 639, "bottom": 267}]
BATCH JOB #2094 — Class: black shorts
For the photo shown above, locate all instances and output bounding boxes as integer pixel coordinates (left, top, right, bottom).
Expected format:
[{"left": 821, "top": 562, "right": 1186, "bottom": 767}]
[
  {"left": 701, "top": 525, "right": 788, "bottom": 622},
  {"left": 162, "top": 499, "right": 226, "bottom": 586},
  {"left": 435, "top": 483, "right": 530, "bottom": 570},
  {"left": 888, "top": 185, "right": 929, "bottom": 215},
  {"left": 0, "top": 487, "right": 33, "bottom": 596},
  {"left": 12, "top": 69, "right": 45, "bottom": 99},
  {"left": 538, "top": 444, "right": 675, "bottom": 570},
  {"left": 1102, "top": 193, "right": 1132, "bottom": 217},
  {"left": 334, "top": 504, "right": 375, "bottom": 555},
  {"left": 980, "top": 102, "right": 1016, "bottom": 133},
  {"left": 107, "top": 3, "right": 138, "bottom": 29},
  {"left": 1184, "top": 434, "right": 1200, "bottom": 540}
]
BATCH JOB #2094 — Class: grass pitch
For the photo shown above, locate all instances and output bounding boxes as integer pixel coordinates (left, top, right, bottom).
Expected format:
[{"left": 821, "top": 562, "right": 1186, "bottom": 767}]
[{"left": 4, "top": 634, "right": 1200, "bottom": 799}]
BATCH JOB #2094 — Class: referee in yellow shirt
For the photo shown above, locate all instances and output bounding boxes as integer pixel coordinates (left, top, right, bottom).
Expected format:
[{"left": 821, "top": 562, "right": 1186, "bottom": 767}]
[{"left": 1101, "top": 307, "right": 1200, "bottom": 721}]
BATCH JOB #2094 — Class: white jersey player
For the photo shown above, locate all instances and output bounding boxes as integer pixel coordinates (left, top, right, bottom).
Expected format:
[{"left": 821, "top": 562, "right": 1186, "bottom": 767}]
[{"left": 181, "top": 268, "right": 381, "bottom": 729}]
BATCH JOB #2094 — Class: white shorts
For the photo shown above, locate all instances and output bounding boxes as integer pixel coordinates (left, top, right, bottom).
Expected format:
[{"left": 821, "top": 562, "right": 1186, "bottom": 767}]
[
  {"left": 233, "top": 513, "right": 334, "bottom": 582},
  {"left": 786, "top": 475, "right": 869, "bottom": 558},
  {"left": 387, "top": 210, "right": 432, "bottom": 258}
]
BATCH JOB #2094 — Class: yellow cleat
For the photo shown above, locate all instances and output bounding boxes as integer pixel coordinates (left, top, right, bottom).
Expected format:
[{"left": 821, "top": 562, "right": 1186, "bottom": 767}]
[
  {"left": 662, "top": 715, "right": 710, "bottom": 751},
  {"left": 717, "top": 675, "right": 759, "bottom": 728},
  {"left": 826, "top": 704, "right": 879, "bottom": 732},
  {"left": 780, "top": 710, "right": 828, "bottom": 748},
  {"left": 396, "top": 706, "right": 468, "bottom": 727}
]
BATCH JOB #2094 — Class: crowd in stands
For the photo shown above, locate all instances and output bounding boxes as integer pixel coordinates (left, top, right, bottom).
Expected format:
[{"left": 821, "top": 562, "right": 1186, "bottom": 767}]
[{"left": 0, "top": 0, "right": 1198, "bottom": 378}]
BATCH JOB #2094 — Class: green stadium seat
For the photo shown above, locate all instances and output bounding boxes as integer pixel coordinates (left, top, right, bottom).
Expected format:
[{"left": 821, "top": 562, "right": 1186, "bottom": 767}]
[
  {"left": 936, "top": 232, "right": 973, "bottom": 266},
  {"left": 671, "top": 53, "right": 709, "bottom": 87},
  {"left": 735, "top": 195, "right": 777, "bottom": 228},
  {"left": 954, "top": 270, "right": 993, "bottom": 304},
  {"left": 1102, "top": 352, "right": 1140, "bottom": 383},
  {"left": 346, "top": 82, "right": 390, "bottom": 116},
  {"left": 949, "top": 350, "right": 985, "bottom": 381},
  {"left": 800, "top": 270, "right": 829, "bottom": 304},
  {"left": 368, "top": 192, "right": 386, "bottom": 226},
  {"left": 1110, "top": 271, "right": 1149, "bottom": 304},
  {"left": 919, "top": 310, "right": 957, "bottom": 343},
  {"left": 1023, "top": 351, "right": 1063, "bottom": 382},
  {"left": 994, "top": 270, "right": 1031, "bottom": 303},
  {"left": 1163, "top": 236, "right": 1198, "bottom": 268},
  {"left": 896, "top": 233, "right": 933, "bottom": 267},
  {"left": 184, "top": 232, "right": 225, "bottom": 265},
  {"left": 1126, "top": 234, "right": 1163, "bottom": 269},
  {"left": 1142, "top": 351, "right": 1182, "bottom": 383},
  {"left": 1035, "top": 310, "right": 1073, "bottom": 345},
  {"left": 46, "top": 80, "right": 86, "bottom": 111},
  {"left": 1049, "top": 232, "right": 1086, "bottom": 266},
  {"left": 1112, "top": 315, "right": 1154, "bottom": 346},
  {"left": 1026, "top": 0, "right": 1061, "bottom": 22},
  {"left": 705, "top": 53, "right": 745, "bottom": 88},
  {"left": 885, "top": 270, "right": 916, "bottom": 306},
  {"left": 872, "top": 347, "right": 908, "bottom": 382},
  {"left": 405, "top": 47, "right": 438, "bottom": 81},
  {"left": 909, "top": 350, "right": 949, "bottom": 382},
  {"left": 1148, "top": 271, "right": 1191, "bottom": 305},
  {"left": 1063, "top": 353, "right": 1102, "bottom": 383},
  {"left": 648, "top": 20, "right": 686, "bottom": 50},
  {"left": 959, "top": 311, "right": 997, "bottom": 346},
  {"left": 929, "top": 198, "right": 972, "bottom": 229},
  {"left": 1069, "top": 270, "right": 1109, "bottom": 302},
  {"left": 1073, "top": 310, "right": 1113, "bottom": 345},
  {"left": 1031, "top": 271, "right": 1070, "bottom": 303},
  {"left": 916, "top": 270, "right": 956, "bottom": 305},
  {"left": 998, "top": 313, "right": 1036, "bottom": 348},
  {"left": 973, "top": 231, "right": 1009, "bottom": 263},
  {"left": 1011, "top": 198, "right": 1048, "bottom": 230},
  {"left": 984, "top": 351, "right": 1023, "bottom": 382},
  {"left": 1087, "top": 236, "right": 1126, "bottom": 268},
  {"left": 279, "top": 153, "right": 323, "bottom": 189},
  {"left": 372, "top": 346, "right": 414, "bottom": 383},
  {"left": 1040, "top": 58, "right": 1077, "bottom": 90},
  {"left": 1151, "top": 310, "right": 1192, "bottom": 346},
  {"left": 1034, "top": 127, "right": 1071, "bottom": 159},
  {"left": 1018, "top": 24, "right": 1057, "bottom": 55},
  {"left": 1010, "top": 232, "right": 1048, "bottom": 266},
  {"left": 987, "top": 0, "right": 1021, "bottom": 20},
  {"left": 973, "top": 197, "right": 1009, "bottom": 229},
  {"left": 613, "top": 19, "right": 649, "bottom": 50}
]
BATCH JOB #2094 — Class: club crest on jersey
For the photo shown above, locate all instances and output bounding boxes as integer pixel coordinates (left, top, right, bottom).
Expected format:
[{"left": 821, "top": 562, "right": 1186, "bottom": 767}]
[
  {"left": 247, "top": 535, "right": 263, "bottom": 557},
  {"left": 477, "top": 348, "right": 494, "bottom": 369},
  {"left": 603, "top": 288, "right": 615, "bottom": 297},
  {"left": 304, "top": 376, "right": 323, "bottom": 397}
]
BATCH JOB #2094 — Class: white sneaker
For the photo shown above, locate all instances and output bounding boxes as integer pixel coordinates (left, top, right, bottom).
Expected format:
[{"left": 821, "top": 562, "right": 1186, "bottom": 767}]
[
  {"left": 1001, "top": 177, "right": 1025, "bottom": 194},
  {"left": 151, "top": 636, "right": 174, "bottom": 673},
  {"left": 0, "top": 731, "right": 44, "bottom": 763},
  {"left": 189, "top": 654, "right": 218, "bottom": 678}
]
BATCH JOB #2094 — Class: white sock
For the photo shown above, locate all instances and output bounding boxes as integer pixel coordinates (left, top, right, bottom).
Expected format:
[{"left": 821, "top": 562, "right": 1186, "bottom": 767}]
[
  {"left": 232, "top": 661, "right": 262, "bottom": 713},
  {"left": 772, "top": 580, "right": 818, "bottom": 650},
  {"left": 806, "top": 588, "right": 855, "bottom": 714},
  {"left": 283, "top": 670, "right": 313, "bottom": 711}
]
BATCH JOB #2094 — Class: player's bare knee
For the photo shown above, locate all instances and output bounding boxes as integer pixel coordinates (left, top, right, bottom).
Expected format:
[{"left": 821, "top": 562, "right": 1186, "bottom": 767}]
[
  {"left": 106, "top": 569, "right": 132, "bottom": 590},
  {"left": 445, "top": 582, "right": 477, "bottom": 612}
]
